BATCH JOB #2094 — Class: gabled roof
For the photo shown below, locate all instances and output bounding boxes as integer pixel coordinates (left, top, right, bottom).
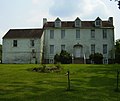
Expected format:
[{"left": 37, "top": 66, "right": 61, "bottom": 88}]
[
  {"left": 3, "top": 29, "right": 43, "bottom": 39},
  {"left": 55, "top": 17, "right": 61, "bottom": 21},
  {"left": 44, "top": 21, "right": 114, "bottom": 29},
  {"left": 75, "top": 17, "right": 81, "bottom": 21},
  {"left": 95, "top": 17, "right": 101, "bottom": 21}
]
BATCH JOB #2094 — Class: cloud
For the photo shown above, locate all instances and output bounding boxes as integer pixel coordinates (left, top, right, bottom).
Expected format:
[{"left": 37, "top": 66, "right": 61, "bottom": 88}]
[
  {"left": 49, "top": 0, "right": 84, "bottom": 17},
  {"left": 49, "top": 0, "right": 110, "bottom": 19},
  {"left": 32, "top": 0, "right": 40, "bottom": 4}
]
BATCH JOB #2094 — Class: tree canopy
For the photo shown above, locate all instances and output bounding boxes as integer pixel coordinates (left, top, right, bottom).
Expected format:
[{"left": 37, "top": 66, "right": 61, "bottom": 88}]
[
  {"left": 0, "top": 44, "right": 2, "bottom": 61},
  {"left": 115, "top": 39, "right": 120, "bottom": 63}
]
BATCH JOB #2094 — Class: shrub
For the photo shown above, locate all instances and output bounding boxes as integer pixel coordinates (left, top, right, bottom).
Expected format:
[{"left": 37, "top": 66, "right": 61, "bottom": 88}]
[
  {"left": 89, "top": 53, "right": 103, "bottom": 64},
  {"left": 54, "top": 50, "right": 72, "bottom": 64},
  {"left": 54, "top": 54, "right": 60, "bottom": 63}
]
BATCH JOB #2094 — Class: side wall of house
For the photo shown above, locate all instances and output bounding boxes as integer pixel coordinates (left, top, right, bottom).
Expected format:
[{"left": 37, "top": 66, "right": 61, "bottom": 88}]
[{"left": 2, "top": 38, "right": 42, "bottom": 64}]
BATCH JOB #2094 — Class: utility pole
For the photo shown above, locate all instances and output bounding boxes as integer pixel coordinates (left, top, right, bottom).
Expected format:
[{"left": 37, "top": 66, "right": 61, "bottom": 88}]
[{"left": 67, "top": 70, "right": 70, "bottom": 91}]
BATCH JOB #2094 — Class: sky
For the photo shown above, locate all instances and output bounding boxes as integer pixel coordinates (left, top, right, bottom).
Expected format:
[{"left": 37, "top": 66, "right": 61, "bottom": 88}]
[{"left": 0, "top": 0, "right": 120, "bottom": 44}]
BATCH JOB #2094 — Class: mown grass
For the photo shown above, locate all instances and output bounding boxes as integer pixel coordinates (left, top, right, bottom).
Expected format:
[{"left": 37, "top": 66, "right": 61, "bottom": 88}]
[{"left": 0, "top": 64, "right": 120, "bottom": 101}]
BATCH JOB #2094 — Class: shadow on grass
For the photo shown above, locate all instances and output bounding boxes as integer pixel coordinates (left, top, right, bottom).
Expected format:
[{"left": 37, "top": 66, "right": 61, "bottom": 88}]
[{"left": 0, "top": 87, "right": 112, "bottom": 101}]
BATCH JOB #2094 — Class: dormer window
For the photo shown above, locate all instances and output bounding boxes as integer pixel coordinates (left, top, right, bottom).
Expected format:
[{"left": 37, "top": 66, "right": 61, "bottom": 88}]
[
  {"left": 75, "top": 17, "right": 81, "bottom": 27},
  {"left": 55, "top": 17, "right": 61, "bottom": 27},
  {"left": 95, "top": 17, "right": 102, "bottom": 27}
]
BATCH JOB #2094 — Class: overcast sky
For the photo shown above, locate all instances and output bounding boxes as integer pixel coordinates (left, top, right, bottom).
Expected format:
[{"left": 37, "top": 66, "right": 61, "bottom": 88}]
[{"left": 0, "top": 0, "right": 120, "bottom": 44}]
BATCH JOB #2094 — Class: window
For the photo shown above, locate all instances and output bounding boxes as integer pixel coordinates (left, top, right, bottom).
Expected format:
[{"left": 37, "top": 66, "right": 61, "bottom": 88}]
[
  {"left": 95, "top": 17, "right": 102, "bottom": 27},
  {"left": 103, "top": 58, "right": 108, "bottom": 64},
  {"left": 50, "top": 45, "right": 54, "bottom": 54},
  {"left": 13, "top": 40, "right": 17, "bottom": 47},
  {"left": 61, "top": 30, "right": 65, "bottom": 39},
  {"left": 103, "top": 29, "right": 107, "bottom": 39},
  {"left": 75, "top": 17, "right": 81, "bottom": 27},
  {"left": 103, "top": 44, "right": 107, "bottom": 54},
  {"left": 61, "top": 45, "right": 65, "bottom": 51},
  {"left": 55, "top": 18, "right": 61, "bottom": 27},
  {"left": 49, "top": 59, "right": 54, "bottom": 64},
  {"left": 96, "top": 20, "right": 101, "bottom": 26},
  {"left": 75, "top": 20, "right": 80, "bottom": 27},
  {"left": 91, "top": 44, "right": 95, "bottom": 54},
  {"left": 76, "top": 30, "right": 80, "bottom": 39},
  {"left": 30, "top": 40, "right": 34, "bottom": 47},
  {"left": 50, "top": 30, "right": 54, "bottom": 39},
  {"left": 32, "top": 49, "right": 36, "bottom": 58},
  {"left": 91, "top": 30, "right": 95, "bottom": 39},
  {"left": 96, "top": 20, "right": 100, "bottom": 25},
  {"left": 55, "top": 21, "right": 61, "bottom": 27}
]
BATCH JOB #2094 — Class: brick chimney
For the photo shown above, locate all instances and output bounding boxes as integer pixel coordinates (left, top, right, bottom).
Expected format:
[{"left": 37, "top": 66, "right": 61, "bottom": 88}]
[
  {"left": 108, "top": 17, "right": 113, "bottom": 25},
  {"left": 43, "top": 18, "right": 47, "bottom": 26}
]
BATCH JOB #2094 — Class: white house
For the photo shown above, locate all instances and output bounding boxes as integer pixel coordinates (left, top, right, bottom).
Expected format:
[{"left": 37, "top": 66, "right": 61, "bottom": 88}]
[
  {"left": 2, "top": 29, "right": 44, "bottom": 64},
  {"left": 2, "top": 17, "right": 115, "bottom": 64},
  {"left": 43, "top": 17, "right": 115, "bottom": 64}
]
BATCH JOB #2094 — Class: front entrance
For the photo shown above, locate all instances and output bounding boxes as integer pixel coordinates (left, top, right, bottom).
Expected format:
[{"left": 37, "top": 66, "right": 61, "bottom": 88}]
[
  {"left": 73, "top": 43, "right": 84, "bottom": 64},
  {"left": 75, "top": 47, "right": 81, "bottom": 58}
]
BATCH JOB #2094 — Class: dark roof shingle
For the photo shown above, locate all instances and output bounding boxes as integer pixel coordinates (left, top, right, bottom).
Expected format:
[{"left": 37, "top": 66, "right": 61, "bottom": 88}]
[
  {"left": 3, "top": 29, "right": 43, "bottom": 39},
  {"left": 44, "top": 21, "right": 114, "bottom": 28}
]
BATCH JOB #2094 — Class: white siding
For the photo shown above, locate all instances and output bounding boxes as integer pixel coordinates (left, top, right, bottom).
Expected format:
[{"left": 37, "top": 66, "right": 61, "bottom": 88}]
[
  {"left": 2, "top": 36, "right": 44, "bottom": 64},
  {"left": 44, "top": 28, "right": 114, "bottom": 62}
]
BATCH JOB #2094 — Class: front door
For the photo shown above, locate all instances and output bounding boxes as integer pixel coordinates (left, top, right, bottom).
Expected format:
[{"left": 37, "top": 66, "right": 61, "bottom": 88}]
[{"left": 75, "top": 47, "right": 81, "bottom": 58}]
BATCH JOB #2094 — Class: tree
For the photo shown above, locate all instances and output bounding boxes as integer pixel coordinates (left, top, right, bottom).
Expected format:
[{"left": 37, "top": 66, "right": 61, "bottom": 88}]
[
  {"left": 54, "top": 54, "right": 60, "bottom": 63},
  {"left": 110, "top": 0, "right": 120, "bottom": 9},
  {"left": 89, "top": 53, "right": 103, "bottom": 64},
  {"left": 54, "top": 50, "right": 72, "bottom": 64},
  {"left": 0, "top": 44, "right": 2, "bottom": 61},
  {"left": 115, "top": 39, "right": 120, "bottom": 63}
]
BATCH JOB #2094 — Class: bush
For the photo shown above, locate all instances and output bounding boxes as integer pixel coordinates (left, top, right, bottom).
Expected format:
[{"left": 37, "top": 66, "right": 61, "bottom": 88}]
[
  {"left": 54, "top": 50, "right": 72, "bottom": 64},
  {"left": 89, "top": 53, "right": 103, "bottom": 64}
]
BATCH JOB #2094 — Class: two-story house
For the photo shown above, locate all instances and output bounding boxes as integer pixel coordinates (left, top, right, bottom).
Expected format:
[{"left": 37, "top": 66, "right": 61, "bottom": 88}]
[
  {"left": 2, "top": 17, "right": 115, "bottom": 64},
  {"left": 2, "top": 29, "right": 44, "bottom": 64},
  {"left": 43, "top": 17, "right": 114, "bottom": 64}
]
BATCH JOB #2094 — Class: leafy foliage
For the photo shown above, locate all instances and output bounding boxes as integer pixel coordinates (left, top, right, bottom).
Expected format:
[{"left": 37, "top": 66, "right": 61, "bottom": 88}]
[
  {"left": 0, "top": 44, "right": 2, "bottom": 61},
  {"left": 115, "top": 39, "right": 120, "bottom": 63},
  {"left": 54, "top": 50, "right": 72, "bottom": 64},
  {"left": 89, "top": 53, "right": 103, "bottom": 64}
]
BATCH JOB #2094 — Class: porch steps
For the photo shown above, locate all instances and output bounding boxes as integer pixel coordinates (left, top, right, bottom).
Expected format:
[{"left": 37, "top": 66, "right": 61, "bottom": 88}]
[{"left": 74, "top": 58, "right": 84, "bottom": 64}]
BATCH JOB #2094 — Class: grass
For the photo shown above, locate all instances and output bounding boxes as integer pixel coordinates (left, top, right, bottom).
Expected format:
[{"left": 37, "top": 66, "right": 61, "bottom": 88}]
[{"left": 0, "top": 64, "right": 120, "bottom": 101}]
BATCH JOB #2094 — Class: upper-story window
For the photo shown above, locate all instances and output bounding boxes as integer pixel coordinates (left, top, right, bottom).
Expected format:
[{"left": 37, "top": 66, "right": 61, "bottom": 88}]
[
  {"left": 76, "top": 30, "right": 80, "bottom": 39},
  {"left": 75, "top": 17, "right": 81, "bottom": 27},
  {"left": 55, "top": 18, "right": 61, "bottom": 27},
  {"left": 91, "top": 44, "right": 95, "bottom": 54},
  {"left": 50, "top": 30, "right": 54, "bottom": 39},
  {"left": 61, "top": 30, "right": 65, "bottom": 39},
  {"left": 30, "top": 40, "right": 34, "bottom": 47},
  {"left": 95, "top": 17, "right": 102, "bottom": 27},
  {"left": 13, "top": 40, "right": 17, "bottom": 47},
  {"left": 91, "top": 30, "right": 95, "bottom": 39},
  {"left": 103, "top": 44, "right": 107, "bottom": 54},
  {"left": 103, "top": 29, "right": 107, "bottom": 39}
]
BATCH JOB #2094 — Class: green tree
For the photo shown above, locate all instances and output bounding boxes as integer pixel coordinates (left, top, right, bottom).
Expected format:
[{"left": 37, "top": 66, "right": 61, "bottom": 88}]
[
  {"left": 89, "top": 53, "right": 103, "bottom": 64},
  {"left": 54, "top": 54, "right": 60, "bottom": 63},
  {"left": 115, "top": 39, "right": 120, "bottom": 63},
  {"left": 54, "top": 50, "right": 72, "bottom": 64},
  {"left": 0, "top": 44, "right": 2, "bottom": 61}
]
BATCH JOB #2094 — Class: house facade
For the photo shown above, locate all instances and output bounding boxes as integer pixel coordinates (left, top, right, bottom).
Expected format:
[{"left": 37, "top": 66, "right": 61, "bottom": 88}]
[
  {"left": 43, "top": 17, "right": 115, "bottom": 64},
  {"left": 2, "top": 29, "right": 44, "bottom": 64},
  {"left": 2, "top": 17, "right": 115, "bottom": 64}
]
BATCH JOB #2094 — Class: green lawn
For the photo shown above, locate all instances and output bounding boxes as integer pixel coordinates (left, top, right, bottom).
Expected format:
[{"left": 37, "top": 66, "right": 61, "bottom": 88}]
[{"left": 0, "top": 64, "right": 120, "bottom": 101}]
